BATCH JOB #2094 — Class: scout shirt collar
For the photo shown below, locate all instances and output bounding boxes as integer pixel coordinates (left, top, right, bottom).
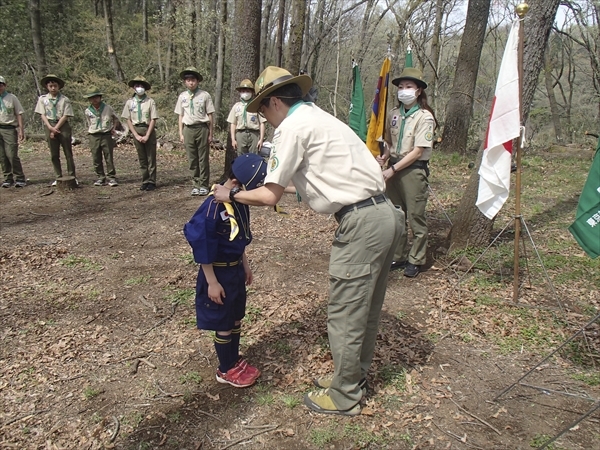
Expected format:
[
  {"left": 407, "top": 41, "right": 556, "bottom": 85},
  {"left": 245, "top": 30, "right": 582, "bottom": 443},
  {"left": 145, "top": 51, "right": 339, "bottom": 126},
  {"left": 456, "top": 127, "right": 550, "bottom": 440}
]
[
  {"left": 286, "top": 100, "right": 305, "bottom": 117},
  {"left": 87, "top": 101, "right": 106, "bottom": 129},
  {"left": 396, "top": 103, "right": 420, "bottom": 152}
]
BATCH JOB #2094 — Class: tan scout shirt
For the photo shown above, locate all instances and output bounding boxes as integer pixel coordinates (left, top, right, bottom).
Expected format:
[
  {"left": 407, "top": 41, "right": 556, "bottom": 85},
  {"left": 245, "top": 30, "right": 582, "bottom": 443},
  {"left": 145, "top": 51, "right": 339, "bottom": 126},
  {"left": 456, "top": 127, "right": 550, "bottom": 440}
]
[
  {"left": 227, "top": 101, "right": 265, "bottom": 130},
  {"left": 85, "top": 103, "right": 118, "bottom": 134},
  {"left": 174, "top": 90, "right": 215, "bottom": 125},
  {"left": 0, "top": 93, "right": 24, "bottom": 127},
  {"left": 265, "top": 102, "right": 385, "bottom": 215},
  {"left": 34, "top": 93, "right": 74, "bottom": 121},
  {"left": 121, "top": 96, "right": 159, "bottom": 125},
  {"left": 385, "top": 107, "right": 435, "bottom": 160}
]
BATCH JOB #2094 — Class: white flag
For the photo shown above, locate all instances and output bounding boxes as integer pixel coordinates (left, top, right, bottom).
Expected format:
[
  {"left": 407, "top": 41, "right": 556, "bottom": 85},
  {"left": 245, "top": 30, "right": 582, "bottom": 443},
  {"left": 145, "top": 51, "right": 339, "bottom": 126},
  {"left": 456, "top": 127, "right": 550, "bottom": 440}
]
[{"left": 476, "top": 20, "right": 521, "bottom": 219}]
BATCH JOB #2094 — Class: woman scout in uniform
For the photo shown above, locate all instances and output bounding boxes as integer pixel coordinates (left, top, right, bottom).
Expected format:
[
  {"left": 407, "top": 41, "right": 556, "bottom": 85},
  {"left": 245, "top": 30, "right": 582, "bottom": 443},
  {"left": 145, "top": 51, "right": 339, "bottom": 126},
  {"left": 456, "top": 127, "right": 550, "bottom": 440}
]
[
  {"left": 34, "top": 74, "right": 77, "bottom": 186},
  {"left": 184, "top": 153, "right": 267, "bottom": 388},
  {"left": 122, "top": 76, "right": 159, "bottom": 191},
  {"left": 227, "top": 79, "right": 266, "bottom": 156},
  {"left": 212, "top": 67, "right": 404, "bottom": 415},
  {"left": 175, "top": 67, "right": 215, "bottom": 197},
  {"left": 377, "top": 62, "right": 437, "bottom": 278},
  {"left": 83, "top": 86, "right": 120, "bottom": 187}
]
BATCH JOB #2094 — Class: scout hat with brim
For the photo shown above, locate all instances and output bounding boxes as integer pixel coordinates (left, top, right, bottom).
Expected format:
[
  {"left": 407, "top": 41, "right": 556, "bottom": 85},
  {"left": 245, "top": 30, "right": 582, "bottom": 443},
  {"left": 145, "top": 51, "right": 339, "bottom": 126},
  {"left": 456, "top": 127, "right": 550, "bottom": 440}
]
[
  {"left": 83, "top": 86, "right": 103, "bottom": 98},
  {"left": 391, "top": 47, "right": 427, "bottom": 89},
  {"left": 231, "top": 153, "right": 267, "bottom": 190},
  {"left": 246, "top": 66, "right": 312, "bottom": 113},
  {"left": 180, "top": 67, "right": 203, "bottom": 82},
  {"left": 236, "top": 79, "right": 255, "bottom": 91},
  {"left": 41, "top": 74, "right": 65, "bottom": 89},
  {"left": 128, "top": 76, "right": 151, "bottom": 91},
  {"left": 0, "top": 76, "right": 6, "bottom": 85}
]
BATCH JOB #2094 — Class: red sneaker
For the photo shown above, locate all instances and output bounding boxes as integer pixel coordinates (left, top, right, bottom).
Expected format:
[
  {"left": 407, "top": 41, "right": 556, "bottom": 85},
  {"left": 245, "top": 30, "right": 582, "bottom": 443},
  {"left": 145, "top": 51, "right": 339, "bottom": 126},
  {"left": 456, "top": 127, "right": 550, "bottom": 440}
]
[
  {"left": 235, "top": 358, "right": 261, "bottom": 379},
  {"left": 216, "top": 365, "right": 257, "bottom": 388}
]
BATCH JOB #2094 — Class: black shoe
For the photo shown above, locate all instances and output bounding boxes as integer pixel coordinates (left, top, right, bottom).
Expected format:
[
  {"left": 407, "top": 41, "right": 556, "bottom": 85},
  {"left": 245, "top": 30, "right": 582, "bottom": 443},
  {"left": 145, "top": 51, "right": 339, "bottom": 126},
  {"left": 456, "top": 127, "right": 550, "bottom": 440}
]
[
  {"left": 145, "top": 183, "right": 156, "bottom": 191},
  {"left": 140, "top": 183, "right": 148, "bottom": 191},
  {"left": 390, "top": 260, "right": 408, "bottom": 271},
  {"left": 404, "top": 263, "right": 421, "bottom": 278}
]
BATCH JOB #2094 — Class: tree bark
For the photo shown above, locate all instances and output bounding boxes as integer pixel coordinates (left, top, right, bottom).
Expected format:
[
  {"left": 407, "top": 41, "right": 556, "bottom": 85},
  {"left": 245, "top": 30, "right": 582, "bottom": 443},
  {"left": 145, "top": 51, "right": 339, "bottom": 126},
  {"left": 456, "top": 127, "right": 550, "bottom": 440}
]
[
  {"left": 165, "top": 0, "right": 175, "bottom": 82},
  {"left": 438, "top": 0, "right": 491, "bottom": 155},
  {"left": 275, "top": 0, "right": 286, "bottom": 67},
  {"left": 29, "top": 0, "right": 47, "bottom": 75},
  {"left": 287, "top": 0, "right": 306, "bottom": 75},
  {"left": 544, "top": 47, "right": 562, "bottom": 142},
  {"left": 223, "top": 0, "right": 262, "bottom": 176},
  {"left": 142, "top": 0, "right": 148, "bottom": 44},
  {"left": 424, "top": 0, "right": 444, "bottom": 110},
  {"left": 214, "top": 0, "right": 227, "bottom": 125},
  {"left": 102, "top": 0, "right": 125, "bottom": 82}
]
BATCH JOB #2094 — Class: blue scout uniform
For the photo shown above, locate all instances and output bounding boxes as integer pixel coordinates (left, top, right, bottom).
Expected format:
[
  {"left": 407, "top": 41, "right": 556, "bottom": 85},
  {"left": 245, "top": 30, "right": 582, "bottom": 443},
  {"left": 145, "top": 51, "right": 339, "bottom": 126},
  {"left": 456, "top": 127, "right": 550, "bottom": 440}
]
[{"left": 184, "top": 197, "right": 251, "bottom": 332}]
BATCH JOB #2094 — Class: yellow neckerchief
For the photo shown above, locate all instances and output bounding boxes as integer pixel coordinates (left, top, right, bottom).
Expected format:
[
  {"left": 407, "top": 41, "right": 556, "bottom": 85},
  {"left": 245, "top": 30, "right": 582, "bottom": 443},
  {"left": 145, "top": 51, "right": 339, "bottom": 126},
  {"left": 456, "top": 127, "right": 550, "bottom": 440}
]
[{"left": 209, "top": 184, "right": 238, "bottom": 241}]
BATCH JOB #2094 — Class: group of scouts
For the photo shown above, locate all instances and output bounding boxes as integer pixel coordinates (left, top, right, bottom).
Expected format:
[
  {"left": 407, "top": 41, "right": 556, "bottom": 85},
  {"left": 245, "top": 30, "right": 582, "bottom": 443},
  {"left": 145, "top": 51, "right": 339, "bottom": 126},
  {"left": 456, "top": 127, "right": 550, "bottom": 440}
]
[{"left": 0, "top": 67, "right": 265, "bottom": 195}]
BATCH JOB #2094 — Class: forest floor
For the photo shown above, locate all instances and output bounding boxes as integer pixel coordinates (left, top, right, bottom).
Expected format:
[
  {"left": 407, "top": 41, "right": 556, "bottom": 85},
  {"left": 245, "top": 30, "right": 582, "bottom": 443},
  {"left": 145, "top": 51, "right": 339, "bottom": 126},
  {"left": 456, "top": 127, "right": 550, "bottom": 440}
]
[{"left": 1, "top": 137, "right": 599, "bottom": 450}]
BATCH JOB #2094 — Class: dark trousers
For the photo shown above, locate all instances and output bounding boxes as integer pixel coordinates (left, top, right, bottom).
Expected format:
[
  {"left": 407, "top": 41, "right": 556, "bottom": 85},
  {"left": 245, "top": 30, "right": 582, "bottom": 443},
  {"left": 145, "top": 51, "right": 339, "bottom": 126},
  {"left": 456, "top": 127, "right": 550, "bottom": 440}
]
[
  {"left": 133, "top": 125, "right": 157, "bottom": 185},
  {"left": 183, "top": 123, "right": 209, "bottom": 189},
  {"left": 88, "top": 132, "right": 116, "bottom": 179},
  {"left": 45, "top": 122, "right": 76, "bottom": 178},
  {"left": 0, "top": 126, "right": 25, "bottom": 182}
]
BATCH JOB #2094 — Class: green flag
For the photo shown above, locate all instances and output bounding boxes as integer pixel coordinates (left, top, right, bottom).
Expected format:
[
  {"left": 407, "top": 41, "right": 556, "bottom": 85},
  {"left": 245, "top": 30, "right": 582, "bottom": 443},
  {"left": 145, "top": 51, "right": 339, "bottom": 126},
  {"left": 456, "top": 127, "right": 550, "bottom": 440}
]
[
  {"left": 568, "top": 140, "right": 600, "bottom": 258},
  {"left": 349, "top": 64, "right": 367, "bottom": 142}
]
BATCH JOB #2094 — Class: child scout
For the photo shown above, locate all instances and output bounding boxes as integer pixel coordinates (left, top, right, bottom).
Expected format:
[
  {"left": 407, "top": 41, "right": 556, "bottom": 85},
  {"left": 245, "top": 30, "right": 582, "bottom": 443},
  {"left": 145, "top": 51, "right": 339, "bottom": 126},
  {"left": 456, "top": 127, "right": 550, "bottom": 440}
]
[{"left": 83, "top": 86, "right": 120, "bottom": 186}]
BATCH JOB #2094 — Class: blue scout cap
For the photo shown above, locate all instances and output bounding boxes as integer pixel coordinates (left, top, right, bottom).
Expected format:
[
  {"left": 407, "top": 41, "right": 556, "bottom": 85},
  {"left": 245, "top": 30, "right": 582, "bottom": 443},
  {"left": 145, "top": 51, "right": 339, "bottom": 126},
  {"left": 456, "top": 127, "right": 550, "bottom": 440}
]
[{"left": 232, "top": 154, "right": 267, "bottom": 190}]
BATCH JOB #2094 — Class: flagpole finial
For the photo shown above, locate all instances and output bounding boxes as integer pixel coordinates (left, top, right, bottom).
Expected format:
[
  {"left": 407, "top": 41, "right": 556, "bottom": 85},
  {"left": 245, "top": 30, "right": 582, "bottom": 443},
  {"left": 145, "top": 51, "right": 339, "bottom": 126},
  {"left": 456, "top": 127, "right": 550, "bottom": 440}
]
[{"left": 516, "top": 3, "right": 529, "bottom": 18}]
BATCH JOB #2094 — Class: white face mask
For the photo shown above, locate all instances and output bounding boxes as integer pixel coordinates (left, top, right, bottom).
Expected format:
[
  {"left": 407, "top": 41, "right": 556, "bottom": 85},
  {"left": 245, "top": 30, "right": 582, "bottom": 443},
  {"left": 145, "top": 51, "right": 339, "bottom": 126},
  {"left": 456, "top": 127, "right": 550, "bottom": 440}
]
[
  {"left": 135, "top": 87, "right": 146, "bottom": 95},
  {"left": 397, "top": 88, "right": 418, "bottom": 105},
  {"left": 240, "top": 92, "right": 252, "bottom": 101}
]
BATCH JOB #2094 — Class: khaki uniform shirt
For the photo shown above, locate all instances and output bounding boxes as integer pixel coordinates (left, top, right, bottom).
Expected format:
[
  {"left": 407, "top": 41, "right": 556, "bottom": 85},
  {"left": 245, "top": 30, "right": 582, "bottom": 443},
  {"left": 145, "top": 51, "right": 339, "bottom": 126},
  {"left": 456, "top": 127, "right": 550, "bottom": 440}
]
[
  {"left": 265, "top": 102, "right": 385, "bottom": 215},
  {"left": 0, "top": 92, "right": 24, "bottom": 127},
  {"left": 121, "top": 96, "right": 159, "bottom": 125},
  {"left": 227, "top": 101, "right": 265, "bottom": 130},
  {"left": 34, "top": 93, "right": 74, "bottom": 121},
  {"left": 385, "top": 107, "right": 434, "bottom": 161},
  {"left": 174, "top": 90, "right": 215, "bottom": 125},
  {"left": 84, "top": 103, "right": 118, "bottom": 134}
]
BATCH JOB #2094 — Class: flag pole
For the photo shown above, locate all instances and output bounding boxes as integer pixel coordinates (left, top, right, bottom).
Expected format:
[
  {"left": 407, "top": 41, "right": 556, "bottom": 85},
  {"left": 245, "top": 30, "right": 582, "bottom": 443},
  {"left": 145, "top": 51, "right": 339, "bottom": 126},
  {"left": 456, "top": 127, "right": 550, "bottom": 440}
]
[{"left": 513, "top": 3, "right": 530, "bottom": 302}]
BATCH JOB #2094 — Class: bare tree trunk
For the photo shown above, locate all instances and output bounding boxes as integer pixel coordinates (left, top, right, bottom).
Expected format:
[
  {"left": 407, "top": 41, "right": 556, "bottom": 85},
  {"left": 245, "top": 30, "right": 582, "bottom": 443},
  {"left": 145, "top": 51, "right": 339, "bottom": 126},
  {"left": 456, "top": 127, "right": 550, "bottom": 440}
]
[
  {"left": 308, "top": 0, "right": 325, "bottom": 80},
  {"left": 275, "top": 0, "right": 286, "bottom": 67},
  {"left": 206, "top": 0, "right": 219, "bottom": 79},
  {"left": 287, "top": 0, "right": 306, "bottom": 74},
  {"left": 448, "top": 146, "right": 495, "bottom": 250},
  {"left": 165, "top": 0, "right": 175, "bottom": 81},
  {"left": 187, "top": 0, "right": 197, "bottom": 65},
  {"left": 29, "top": 0, "right": 47, "bottom": 74},
  {"left": 301, "top": 0, "right": 310, "bottom": 70},
  {"left": 103, "top": 0, "right": 125, "bottom": 82},
  {"left": 260, "top": 0, "right": 273, "bottom": 69},
  {"left": 424, "top": 0, "right": 444, "bottom": 110},
  {"left": 438, "top": 0, "right": 491, "bottom": 155},
  {"left": 142, "top": 0, "right": 148, "bottom": 44},
  {"left": 214, "top": 0, "right": 227, "bottom": 126},
  {"left": 544, "top": 47, "right": 562, "bottom": 142},
  {"left": 522, "top": 0, "right": 562, "bottom": 123}
]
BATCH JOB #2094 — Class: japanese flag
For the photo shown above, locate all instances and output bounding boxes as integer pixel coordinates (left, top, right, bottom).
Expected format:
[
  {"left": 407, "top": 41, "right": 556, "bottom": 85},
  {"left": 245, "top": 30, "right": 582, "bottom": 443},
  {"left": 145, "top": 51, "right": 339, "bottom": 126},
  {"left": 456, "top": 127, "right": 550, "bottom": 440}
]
[{"left": 476, "top": 19, "right": 521, "bottom": 219}]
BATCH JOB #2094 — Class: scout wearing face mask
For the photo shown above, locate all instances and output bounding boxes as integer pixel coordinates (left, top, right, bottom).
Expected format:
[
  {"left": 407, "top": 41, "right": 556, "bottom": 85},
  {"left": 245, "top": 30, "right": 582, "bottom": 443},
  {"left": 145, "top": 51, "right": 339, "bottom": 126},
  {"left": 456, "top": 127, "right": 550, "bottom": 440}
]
[
  {"left": 397, "top": 88, "right": 418, "bottom": 105},
  {"left": 227, "top": 79, "right": 266, "bottom": 157}
]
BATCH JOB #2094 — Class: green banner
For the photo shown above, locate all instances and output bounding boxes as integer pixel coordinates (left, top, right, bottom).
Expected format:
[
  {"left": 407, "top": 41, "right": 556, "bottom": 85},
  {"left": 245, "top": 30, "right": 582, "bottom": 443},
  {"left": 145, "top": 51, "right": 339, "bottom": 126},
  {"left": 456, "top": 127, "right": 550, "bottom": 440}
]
[
  {"left": 349, "top": 64, "right": 367, "bottom": 142},
  {"left": 568, "top": 140, "right": 600, "bottom": 258}
]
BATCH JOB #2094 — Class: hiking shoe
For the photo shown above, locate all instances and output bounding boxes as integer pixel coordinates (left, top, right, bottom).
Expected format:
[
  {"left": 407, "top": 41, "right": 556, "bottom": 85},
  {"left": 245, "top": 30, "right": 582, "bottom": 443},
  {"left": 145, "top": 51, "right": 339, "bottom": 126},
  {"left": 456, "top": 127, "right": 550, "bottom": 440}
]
[
  {"left": 390, "top": 260, "right": 408, "bottom": 271},
  {"left": 235, "top": 358, "right": 261, "bottom": 379},
  {"left": 14, "top": 181, "right": 27, "bottom": 188},
  {"left": 94, "top": 179, "right": 106, "bottom": 186},
  {"left": 1, "top": 181, "right": 13, "bottom": 188},
  {"left": 145, "top": 183, "right": 156, "bottom": 191},
  {"left": 191, "top": 188, "right": 201, "bottom": 196},
  {"left": 51, "top": 180, "right": 57, "bottom": 187},
  {"left": 107, "top": 179, "right": 118, "bottom": 187},
  {"left": 304, "top": 389, "right": 361, "bottom": 416},
  {"left": 140, "top": 183, "right": 148, "bottom": 190},
  {"left": 404, "top": 263, "right": 421, "bottom": 278},
  {"left": 216, "top": 365, "right": 257, "bottom": 388},
  {"left": 198, "top": 187, "right": 209, "bottom": 196},
  {"left": 313, "top": 375, "right": 367, "bottom": 394}
]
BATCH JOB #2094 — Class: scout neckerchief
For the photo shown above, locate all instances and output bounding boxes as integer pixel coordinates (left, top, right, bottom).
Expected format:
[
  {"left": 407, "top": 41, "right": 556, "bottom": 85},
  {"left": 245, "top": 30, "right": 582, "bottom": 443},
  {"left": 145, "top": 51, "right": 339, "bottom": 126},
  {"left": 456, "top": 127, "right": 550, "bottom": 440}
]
[
  {"left": 209, "top": 184, "right": 239, "bottom": 241},
  {"left": 87, "top": 101, "right": 105, "bottom": 129},
  {"left": 134, "top": 94, "right": 146, "bottom": 123},
  {"left": 240, "top": 99, "right": 250, "bottom": 127},
  {"left": 0, "top": 91, "right": 7, "bottom": 113},
  {"left": 48, "top": 93, "right": 62, "bottom": 120},
  {"left": 396, "top": 103, "right": 420, "bottom": 152},
  {"left": 187, "top": 88, "right": 199, "bottom": 115}
]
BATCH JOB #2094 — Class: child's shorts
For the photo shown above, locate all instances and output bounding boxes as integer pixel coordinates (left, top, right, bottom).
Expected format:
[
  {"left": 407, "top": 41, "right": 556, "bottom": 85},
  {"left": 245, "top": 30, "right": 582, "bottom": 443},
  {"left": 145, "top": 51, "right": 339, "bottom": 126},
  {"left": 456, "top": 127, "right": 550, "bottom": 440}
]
[{"left": 195, "top": 264, "right": 247, "bottom": 331}]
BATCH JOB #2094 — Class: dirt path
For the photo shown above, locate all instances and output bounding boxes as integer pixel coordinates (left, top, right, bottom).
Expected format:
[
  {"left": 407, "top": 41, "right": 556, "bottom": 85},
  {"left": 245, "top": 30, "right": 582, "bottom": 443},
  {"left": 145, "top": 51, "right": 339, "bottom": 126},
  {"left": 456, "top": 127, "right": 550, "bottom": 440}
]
[{"left": 1, "top": 142, "right": 597, "bottom": 449}]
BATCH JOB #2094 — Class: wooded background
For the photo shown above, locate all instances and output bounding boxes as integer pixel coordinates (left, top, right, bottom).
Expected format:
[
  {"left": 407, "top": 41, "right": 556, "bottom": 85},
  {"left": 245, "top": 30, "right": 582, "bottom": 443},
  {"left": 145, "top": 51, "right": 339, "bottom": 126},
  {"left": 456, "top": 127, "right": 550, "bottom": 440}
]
[{"left": 1, "top": 0, "right": 598, "bottom": 149}]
